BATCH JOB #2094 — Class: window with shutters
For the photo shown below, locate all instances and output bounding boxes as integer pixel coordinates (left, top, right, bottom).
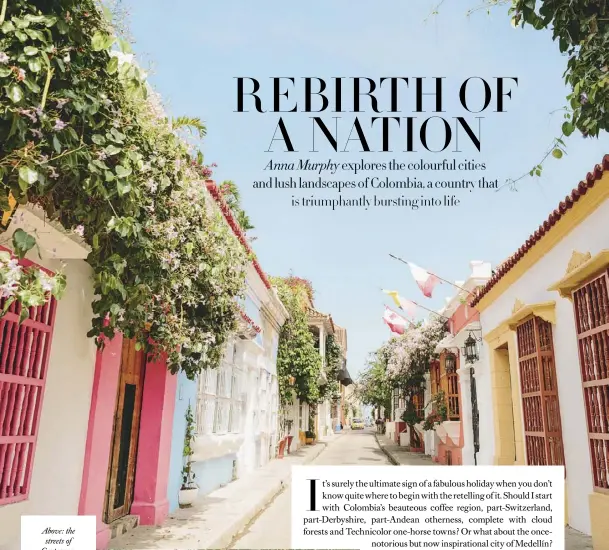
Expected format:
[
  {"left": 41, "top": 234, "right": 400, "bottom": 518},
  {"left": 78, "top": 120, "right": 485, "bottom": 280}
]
[
  {"left": 196, "top": 339, "right": 245, "bottom": 436},
  {"left": 516, "top": 316, "right": 565, "bottom": 466},
  {"left": 270, "top": 378, "right": 278, "bottom": 433},
  {"left": 573, "top": 272, "right": 609, "bottom": 492},
  {"left": 0, "top": 258, "right": 57, "bottom": 506},
  {"left": 446, "top": 373, "right": 460, "bottom": 420},
  {"left": 392, "top": 387, "right": 400, "bottom": 417},
  {"left": 258, "top": 370, "right": 268, "bottom": 433},
  {"left": 412, "top": 390, "right": 425, "bottom": 418},
  {"left": 430, "top": 361, "right": 441, "bottom": 395}
]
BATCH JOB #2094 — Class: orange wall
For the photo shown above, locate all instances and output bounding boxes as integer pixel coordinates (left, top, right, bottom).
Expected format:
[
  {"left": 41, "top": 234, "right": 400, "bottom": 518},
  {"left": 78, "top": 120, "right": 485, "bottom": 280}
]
[{"left": 449, "top": 301, "right": 480, "bottom": 336}]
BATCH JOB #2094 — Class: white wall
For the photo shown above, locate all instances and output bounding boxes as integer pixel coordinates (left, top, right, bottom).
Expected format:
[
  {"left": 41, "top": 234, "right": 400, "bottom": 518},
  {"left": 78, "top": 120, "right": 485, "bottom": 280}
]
[
  {"left": 458, "top": 366, "right": 475, "bottom": 465},
  {"left": 478, "top": 200, "right": 609, "bottom": 535},
  {"left": 471, "top": 344, "right": 495, "bottom": 467},
  {"left": 0, "top": 258, "right": 97, "bottom": 550}
]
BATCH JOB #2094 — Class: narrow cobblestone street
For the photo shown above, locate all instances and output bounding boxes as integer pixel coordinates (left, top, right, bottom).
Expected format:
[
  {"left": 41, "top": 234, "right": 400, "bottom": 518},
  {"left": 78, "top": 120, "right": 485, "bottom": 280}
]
[
  {"left": 229, "top": 428, "right": 387, "bottom": 549},
  {"left": 228, "top": 429, "right": 593, "bottom": 550}
]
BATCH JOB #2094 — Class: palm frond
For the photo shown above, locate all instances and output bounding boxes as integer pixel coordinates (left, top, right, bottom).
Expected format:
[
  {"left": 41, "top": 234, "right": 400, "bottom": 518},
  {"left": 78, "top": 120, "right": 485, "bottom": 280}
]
[{"left": 171, "top": 116, "right": 207, "bottom": 139}]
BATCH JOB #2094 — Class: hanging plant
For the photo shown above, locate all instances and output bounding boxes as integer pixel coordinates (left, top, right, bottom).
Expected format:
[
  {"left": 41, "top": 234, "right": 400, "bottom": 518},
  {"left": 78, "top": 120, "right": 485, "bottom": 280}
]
[{"left": 181, "top": 404, "right": 197, "bottom": 489}]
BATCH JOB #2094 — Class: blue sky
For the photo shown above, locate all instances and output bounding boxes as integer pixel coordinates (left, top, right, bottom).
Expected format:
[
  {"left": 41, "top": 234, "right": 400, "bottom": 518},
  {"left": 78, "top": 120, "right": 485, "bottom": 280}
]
[{"left": 126, "top": 0, "right": 607, "bottom": 377}]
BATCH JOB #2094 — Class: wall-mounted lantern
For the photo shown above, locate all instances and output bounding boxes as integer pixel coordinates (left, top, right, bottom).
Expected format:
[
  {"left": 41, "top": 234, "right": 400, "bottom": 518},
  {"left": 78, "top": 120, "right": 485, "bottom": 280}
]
[
  {"left": 462, "top": 331, "right": 481, "bottom": 364},
  {"left": 444, "top": 353, "right": 457, "bottom": 374}
]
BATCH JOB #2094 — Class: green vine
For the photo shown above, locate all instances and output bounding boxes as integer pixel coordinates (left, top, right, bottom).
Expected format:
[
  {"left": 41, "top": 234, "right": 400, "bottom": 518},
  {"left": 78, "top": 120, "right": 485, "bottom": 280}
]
[
  {"left": 272, "top": 276, "right": 322, "bottom": 406},
  {"left": 318, "top": 333, "right": 342, "bottom": 403},
  {"left": 0, "top": 1, "right": 249, "bottom": 377},
  {"left": 181, "top": 404, "right": 196, "bottom": 489},
  {"left": 283, "top": 274, "right": 314, "bottom": 303}
]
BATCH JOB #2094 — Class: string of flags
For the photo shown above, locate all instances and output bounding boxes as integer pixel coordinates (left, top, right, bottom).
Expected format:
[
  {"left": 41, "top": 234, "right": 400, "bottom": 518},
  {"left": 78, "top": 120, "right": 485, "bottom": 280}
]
[
  {"left": 404, "top": 262, "right": 441, "bottom": 298},
  {"left": 382, "top": 306, "right": 409, "bottom": 335},
  {"left": 381, "top": 254, "right": 472, "bottom": 335},
  {"left": 382, "top": 290, "right": 416, "bottom": 318}
]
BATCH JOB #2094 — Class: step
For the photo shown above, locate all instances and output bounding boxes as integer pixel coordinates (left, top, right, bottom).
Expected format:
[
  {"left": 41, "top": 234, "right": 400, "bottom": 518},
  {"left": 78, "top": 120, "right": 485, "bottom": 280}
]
[{"left": 109, "top": 515, "right": 140, "bottom": 540}]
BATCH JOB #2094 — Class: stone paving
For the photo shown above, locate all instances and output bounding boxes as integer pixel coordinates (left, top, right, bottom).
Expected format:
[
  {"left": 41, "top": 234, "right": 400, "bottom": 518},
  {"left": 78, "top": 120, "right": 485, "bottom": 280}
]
[
  {"left": 230, "top": 428, "right": 389, "bottom": 549},
  {"left": 108, "top": 434, "right": 340, "bottom": 550},
  {"left": 374, "top": 433, "right": 439, "bottom": 466},
  {"left": 376, "top": 434, "right": 593, "bottom": 550},
  {"left": 110, "top": 429, "right": 593, "bottom": 550}
]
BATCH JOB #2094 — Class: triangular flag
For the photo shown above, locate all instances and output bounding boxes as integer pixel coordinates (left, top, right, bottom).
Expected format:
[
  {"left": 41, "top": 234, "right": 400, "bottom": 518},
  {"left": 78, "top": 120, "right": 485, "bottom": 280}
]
[
  {"left": 382, "top": 290, "right": 417, "bottom": 318},
  {"left": 382, "top": 306, "right": 408, "bottom": 335},
  {"left": 406, "top": 262, "right": 441, "bottom": 298}
]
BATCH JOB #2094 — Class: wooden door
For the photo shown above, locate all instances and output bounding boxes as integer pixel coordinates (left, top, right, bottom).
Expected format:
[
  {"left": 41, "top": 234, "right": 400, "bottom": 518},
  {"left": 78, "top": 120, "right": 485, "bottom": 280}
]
[
  {"left": 516, "top": 316, "right": 565, "bottom": 466},
  {"left": 104, "top": 338, "right": 146, "bottom": 523}
]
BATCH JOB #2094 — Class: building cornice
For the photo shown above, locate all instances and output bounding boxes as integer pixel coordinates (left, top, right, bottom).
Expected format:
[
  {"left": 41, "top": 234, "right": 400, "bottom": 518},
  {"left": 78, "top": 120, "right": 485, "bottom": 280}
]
[
  {"left": 483, "top": 300, "right": 555, "bottom": 345},
  {"left": 548, "top": 249, "right": 609, "bottom": 300},
  {"left": 505, "top": 299, "right": 556, "bottom": 329},
  {"left": 473, "top": 155, "right": 609, "bottom": 312}
]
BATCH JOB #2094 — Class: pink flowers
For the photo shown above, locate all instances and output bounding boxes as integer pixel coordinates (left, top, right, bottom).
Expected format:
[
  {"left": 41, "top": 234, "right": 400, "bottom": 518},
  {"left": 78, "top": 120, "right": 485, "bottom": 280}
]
[
  {"left": 238, "top": 308, "right": 261, "bottom": 333},
  {"left": 19, "top": 109, "right": 37, "bottom": 123},
  {"left": 74, "top": 225, "right": 85, "bottom": 237},
  {"left": 53, "top": 119, "right": 67, "bottom": 131},
  {"left": 205, "top": 180, "right": 271, "bottom": 289},
  {"left": 197, "top": 163, "right": 217, "bottom": 179}
]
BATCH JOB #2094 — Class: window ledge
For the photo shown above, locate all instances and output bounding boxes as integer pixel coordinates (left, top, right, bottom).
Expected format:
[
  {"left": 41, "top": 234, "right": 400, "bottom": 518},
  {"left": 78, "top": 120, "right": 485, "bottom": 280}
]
[
  {"left": 0, "top": 204, "right": 90, "bottom": 260},
  {"left": 548, "top": 249, "right": 609, "bottom": 299},
  {"left": 505, "top": 299, "right": 556, "bottom": 330},
  {"left": 191, "top": 433, "right": 244, "bottom": 462}
]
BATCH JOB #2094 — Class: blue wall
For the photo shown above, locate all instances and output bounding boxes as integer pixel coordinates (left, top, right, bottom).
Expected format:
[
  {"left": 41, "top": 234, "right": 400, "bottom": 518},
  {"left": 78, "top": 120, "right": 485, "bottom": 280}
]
[
  {"left": 167, "top": 371, "right": 198, "bottom": 513},
  {"left": 192, "top": 454, "right": 235, "bottom": 496}
]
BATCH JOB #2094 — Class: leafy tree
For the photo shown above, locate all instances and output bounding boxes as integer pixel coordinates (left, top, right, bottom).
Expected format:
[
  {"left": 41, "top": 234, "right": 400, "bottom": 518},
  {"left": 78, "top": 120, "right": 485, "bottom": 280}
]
[
  {"left": 429, "top": 0, "right": 609, "bottom": 186},
  {"left": 355, "top": 352, "right": 392, "bottom": 416},
  {"left": 361, "top": 317, "right": 446, "bottom": 445},
  {"left": 509, "top": 0, "right": 609, "bottom": 140}
]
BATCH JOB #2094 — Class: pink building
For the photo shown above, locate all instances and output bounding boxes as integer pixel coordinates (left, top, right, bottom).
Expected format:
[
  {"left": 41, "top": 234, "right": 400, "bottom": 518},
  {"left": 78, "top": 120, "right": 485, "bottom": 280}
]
[
  {"left": 78, "top": 335, "right": 177, "bottom": 548},
  {"left": 0, "top": 206, "right": 177, "bottom": 550}
]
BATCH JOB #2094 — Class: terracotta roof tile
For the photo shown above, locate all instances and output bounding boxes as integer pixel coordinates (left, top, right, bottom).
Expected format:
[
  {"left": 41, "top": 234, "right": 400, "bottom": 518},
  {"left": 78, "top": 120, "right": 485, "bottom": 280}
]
[{"left": 471, "top": 154, "right": 609, "bottom": 307}]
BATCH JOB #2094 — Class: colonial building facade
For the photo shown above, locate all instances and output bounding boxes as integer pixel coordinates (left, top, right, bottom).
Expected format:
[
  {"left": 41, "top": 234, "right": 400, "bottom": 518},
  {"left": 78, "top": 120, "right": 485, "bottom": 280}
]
[
  {"left": 425, "top": 261, "right": 491, "bottom": 466},
  {"left": 166, "top": 181, "right": 288, "bottom": 512},
  {"left": 471, "top": 155, "right": 609, "bottom": 550}
]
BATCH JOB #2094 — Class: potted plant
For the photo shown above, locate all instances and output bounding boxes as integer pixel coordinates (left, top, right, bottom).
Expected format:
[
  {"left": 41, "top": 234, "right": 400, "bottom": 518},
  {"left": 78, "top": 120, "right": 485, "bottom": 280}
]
[
  {"left": 285, "top": 419, "right": 294, "bottom": 453},
  {"left": 178, "top": 404, "right": 198, "bottom": 508},
  {"left": 305, "top": 430, "right": 315, "bottom": 444},
  {"left": 278, "top": 436, "right": 288, "bottom": 458}
]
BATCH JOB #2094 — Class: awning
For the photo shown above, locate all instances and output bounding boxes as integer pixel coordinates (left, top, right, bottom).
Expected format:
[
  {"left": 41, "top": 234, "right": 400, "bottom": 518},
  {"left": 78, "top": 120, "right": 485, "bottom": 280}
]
[
  {"left": 434, "top": 334, "right": 456, "bottom": 354},
  {"left": 338, "top": 365, "right": 353, "bottom": 386}
]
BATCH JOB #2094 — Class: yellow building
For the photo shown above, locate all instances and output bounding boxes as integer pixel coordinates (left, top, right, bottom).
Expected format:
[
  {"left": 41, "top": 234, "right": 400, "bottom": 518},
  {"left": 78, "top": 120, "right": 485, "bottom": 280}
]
[{"left": 471, "top": 155, "right": 609, "bottom": 550}]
